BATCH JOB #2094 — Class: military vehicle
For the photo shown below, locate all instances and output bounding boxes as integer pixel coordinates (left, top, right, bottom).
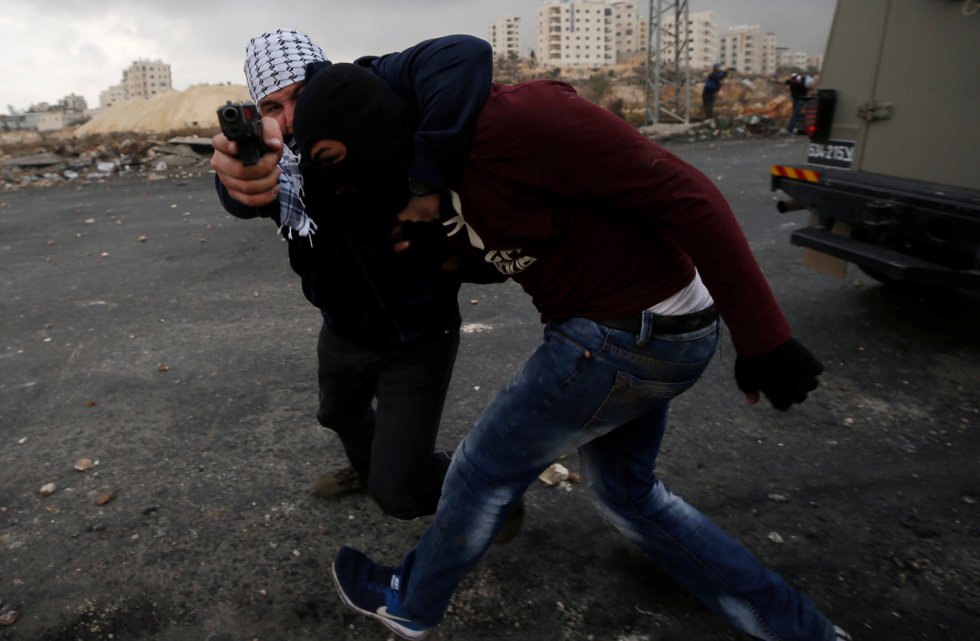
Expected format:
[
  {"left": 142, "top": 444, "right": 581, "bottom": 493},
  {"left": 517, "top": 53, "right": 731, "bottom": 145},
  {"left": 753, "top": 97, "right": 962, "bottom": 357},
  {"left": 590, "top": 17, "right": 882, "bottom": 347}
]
[{"left": 770, "top": 0, "right": 979, "bottom": 289}]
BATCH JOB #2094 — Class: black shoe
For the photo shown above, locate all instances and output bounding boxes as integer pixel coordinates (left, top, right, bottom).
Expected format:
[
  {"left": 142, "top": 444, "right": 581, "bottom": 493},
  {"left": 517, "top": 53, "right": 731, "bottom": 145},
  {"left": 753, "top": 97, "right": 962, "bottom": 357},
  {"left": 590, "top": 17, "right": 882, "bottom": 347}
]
[{"left": 312, "top": 466, "right": 366, "bottom": 498}]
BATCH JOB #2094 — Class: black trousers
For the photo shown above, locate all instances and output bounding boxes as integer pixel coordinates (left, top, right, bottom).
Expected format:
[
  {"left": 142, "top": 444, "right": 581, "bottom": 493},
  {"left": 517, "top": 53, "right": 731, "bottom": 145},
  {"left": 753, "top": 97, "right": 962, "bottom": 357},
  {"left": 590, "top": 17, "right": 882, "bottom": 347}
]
[
  {"left": 316, "top": 321, "right": 459, "bottom": 519},
  {"left": 702, "top": 90, "right": 717, "bottom": 119}
]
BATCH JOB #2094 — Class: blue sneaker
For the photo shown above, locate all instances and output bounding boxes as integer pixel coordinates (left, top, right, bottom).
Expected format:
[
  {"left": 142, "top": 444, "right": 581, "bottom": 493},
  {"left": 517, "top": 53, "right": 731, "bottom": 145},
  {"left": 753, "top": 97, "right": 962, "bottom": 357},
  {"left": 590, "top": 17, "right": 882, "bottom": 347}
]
[{"left": 332, "top": 545, "right": 431, "bottom": 640}]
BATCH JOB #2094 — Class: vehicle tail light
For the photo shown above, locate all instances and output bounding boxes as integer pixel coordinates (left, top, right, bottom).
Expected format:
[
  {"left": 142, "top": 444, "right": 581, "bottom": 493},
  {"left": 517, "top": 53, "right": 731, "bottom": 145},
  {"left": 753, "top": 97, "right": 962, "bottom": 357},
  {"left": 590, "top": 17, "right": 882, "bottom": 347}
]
[{"left": 802, "top": 89, "right": 837, "bottom": 142}]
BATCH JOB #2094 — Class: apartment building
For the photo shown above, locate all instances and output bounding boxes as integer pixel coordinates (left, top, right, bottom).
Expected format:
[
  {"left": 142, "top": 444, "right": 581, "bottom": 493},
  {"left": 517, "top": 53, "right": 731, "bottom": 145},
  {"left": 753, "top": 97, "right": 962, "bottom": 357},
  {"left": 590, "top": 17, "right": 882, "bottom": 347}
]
[
  {"left": 98, "top": 59, "right": 173, "bottom": 109},
  {"left": 99, "top": 84, "right": 127, "bottom": 109},
  {"left": 536, "top": 0, "right": 646, "bottom": 67},
  {"left": 489, "top": 15, "right": 522, "bottom": 59},
  {"left": 658, "top": 10, "right": 720, "bottom": 70},
  {"left": 609, "top": 0, "right": 646, "bottom": 63},
  {"left": 58, "top": 93, "right": 88, "bottom": 112},
  {"left": 123, "top": 59, "right": 173, "bottom": 99},
  {"left": 720, "top": 25, "right": 777, "bottom": 75},
  {"left": 776, "top": 47, "right": 809, "bottom": 71}
]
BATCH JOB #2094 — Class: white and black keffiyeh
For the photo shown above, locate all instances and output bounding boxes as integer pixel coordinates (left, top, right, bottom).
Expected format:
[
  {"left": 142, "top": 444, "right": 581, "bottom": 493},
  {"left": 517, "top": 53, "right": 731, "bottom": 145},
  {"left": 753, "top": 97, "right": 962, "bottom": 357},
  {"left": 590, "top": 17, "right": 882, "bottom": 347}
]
[
  {"left": 244, "top": 29, "right": 329, "bottom": 103},
  {"left": 277, "top": 144, "right": 316, "bottom": 242}
]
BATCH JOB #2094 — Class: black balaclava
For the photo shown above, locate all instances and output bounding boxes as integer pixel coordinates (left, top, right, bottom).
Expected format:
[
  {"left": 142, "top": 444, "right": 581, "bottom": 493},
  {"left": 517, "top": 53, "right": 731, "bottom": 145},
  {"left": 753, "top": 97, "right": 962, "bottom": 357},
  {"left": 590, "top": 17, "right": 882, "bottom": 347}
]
[{"left": 294, "top": 62, "right": 417, "bottom": 196}]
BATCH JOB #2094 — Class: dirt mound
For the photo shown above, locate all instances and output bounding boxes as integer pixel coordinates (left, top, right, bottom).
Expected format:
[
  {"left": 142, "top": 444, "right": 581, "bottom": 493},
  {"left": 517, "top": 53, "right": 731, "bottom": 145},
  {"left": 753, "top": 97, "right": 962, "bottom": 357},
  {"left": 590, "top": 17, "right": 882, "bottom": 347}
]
[{"left": 75, "top": 84, "right": 250, "bottom": 137}]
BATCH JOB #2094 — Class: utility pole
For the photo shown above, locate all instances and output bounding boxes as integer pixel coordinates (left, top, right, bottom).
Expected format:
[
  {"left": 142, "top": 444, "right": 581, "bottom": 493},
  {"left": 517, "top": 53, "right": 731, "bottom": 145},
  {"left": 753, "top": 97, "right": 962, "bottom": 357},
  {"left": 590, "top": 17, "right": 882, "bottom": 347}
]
[{"left": 644, "top": 0, "right": 691, "bottom": 124}]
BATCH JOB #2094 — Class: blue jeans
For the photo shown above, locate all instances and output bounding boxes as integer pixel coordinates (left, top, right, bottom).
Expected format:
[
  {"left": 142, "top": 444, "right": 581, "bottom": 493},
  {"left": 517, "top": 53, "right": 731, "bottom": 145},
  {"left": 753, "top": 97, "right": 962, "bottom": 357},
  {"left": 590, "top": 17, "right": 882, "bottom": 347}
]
[{"left": 397, "top": 316, "right": 834, "bottom": 641}]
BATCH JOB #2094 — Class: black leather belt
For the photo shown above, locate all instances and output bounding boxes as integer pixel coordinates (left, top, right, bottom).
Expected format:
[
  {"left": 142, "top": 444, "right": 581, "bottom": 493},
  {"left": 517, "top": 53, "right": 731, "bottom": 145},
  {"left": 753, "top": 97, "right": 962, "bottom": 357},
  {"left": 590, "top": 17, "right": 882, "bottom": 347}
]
[{"left": 599, "top": 306, "right": 717, "bottom": 335}]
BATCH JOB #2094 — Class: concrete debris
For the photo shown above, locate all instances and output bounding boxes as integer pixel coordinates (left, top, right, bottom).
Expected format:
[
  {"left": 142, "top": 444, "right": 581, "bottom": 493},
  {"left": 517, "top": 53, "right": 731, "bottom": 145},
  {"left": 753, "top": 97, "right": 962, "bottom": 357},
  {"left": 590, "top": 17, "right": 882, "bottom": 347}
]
[
  {"left": 0, "top": 610, "right": 21, "bottom": 626},
  {"left": 642, "top": 113, "right": 784, "bottom": 143},
  {"left": 539, "top": 463, "right": 570, "bottom": 486},
  {"left": 1, "top": 132, "right": 215, "bottom": 191},
  {"left": 3, "top": 153, "right": 65, "bottom": 168}
]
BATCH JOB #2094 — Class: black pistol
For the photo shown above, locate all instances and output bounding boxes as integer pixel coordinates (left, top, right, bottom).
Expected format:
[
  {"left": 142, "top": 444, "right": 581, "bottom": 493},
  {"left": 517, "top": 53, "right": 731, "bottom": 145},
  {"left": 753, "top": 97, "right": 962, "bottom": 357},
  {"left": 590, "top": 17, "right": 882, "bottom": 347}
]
[{"left": 217, "top": 101, "right": 266, "bottom": 166}]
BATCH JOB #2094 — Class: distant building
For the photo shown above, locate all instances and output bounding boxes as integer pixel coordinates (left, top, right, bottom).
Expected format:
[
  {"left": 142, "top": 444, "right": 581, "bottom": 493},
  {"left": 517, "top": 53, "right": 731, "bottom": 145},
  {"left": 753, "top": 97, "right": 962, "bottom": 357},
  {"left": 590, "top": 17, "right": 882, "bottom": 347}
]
[
  {"left": 36, "top": 111, "right": 71, "bottom": 132},
  {"left": 489, "top": 15, "right": 522, "bottom": 59},
  {"left": 658, "top": 10, "right": 720, "bottom": 70},
  {"left": 776, "top": 47, "right": 809, "bottom": 71},
  {"left": 99, "top": 84, "right": 127, "bottom": 109},
  {"left": 58, "top": 93, "right": 88, "bottom": 113},
  {"left": 98, "top": 59, "right": 173, "bottom": 109},
  {"left": 122, "top": 59, "right": 173, "bottom": 100},
  {"left": 720, "top": 25, "right": 777, "bottom": 75},
  {"left": 608, "top": 0, "right": 646, "bottom": 63},
  {"left": 536, "top": 0, "right": 647, "bottom": 67}
]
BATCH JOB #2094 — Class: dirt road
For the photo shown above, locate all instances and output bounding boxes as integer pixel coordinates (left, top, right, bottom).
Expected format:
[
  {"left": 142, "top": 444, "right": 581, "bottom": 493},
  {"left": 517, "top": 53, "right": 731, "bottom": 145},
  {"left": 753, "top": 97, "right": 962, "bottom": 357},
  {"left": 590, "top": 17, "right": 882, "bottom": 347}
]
[{"left": 1, "top": 138, "right": 977, "bottom": 640}]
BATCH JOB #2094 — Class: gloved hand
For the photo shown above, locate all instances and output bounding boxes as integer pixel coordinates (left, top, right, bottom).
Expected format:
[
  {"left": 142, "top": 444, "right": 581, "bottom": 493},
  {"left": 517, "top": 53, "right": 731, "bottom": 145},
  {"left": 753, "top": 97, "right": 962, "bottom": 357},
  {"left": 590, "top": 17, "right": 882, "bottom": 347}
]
[
  {"left": 734, "top": 337, "right": 824, "bottom": 411},
  {"left": 394, "top": 220, "right": 451, "bottom": 271}
]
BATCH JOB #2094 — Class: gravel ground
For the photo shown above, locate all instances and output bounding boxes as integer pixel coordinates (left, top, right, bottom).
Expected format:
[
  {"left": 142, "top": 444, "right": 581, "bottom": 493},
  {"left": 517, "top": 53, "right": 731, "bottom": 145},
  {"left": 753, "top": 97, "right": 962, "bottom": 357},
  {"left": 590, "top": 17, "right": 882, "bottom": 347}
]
[{"left": 1, "top": 137, "right": 977, "bottom": 641}]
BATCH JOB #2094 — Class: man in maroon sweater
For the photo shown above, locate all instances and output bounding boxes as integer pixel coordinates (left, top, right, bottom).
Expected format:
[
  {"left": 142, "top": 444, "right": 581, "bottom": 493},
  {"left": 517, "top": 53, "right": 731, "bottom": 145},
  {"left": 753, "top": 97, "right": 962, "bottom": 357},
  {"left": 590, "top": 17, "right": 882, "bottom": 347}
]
[{"left": 293, "top": 63, "right": 850, "bottom": 641}]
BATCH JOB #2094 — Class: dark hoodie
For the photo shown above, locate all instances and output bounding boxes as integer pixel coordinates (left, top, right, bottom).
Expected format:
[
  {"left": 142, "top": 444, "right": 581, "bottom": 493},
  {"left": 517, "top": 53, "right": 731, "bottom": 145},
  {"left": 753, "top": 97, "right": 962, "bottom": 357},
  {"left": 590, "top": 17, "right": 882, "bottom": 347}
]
[{"left": 282, "top": 63, "right": 461, "bottom": 347}]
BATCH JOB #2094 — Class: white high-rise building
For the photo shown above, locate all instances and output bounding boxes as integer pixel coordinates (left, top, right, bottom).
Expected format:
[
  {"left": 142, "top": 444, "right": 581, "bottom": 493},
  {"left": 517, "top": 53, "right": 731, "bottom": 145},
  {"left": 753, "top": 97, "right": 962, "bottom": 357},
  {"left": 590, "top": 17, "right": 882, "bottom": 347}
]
[
  {"left": 536, "top": 0, "right": 646, "bottom": 67},
  {"left": 776, "top": 47, "right": 810, "bottom": 71},
  {"left": 489, "top": 15, "right": 523, "bottom": 59},
  {"left": 720, "top": 26, "right": 777, "bottom": 75},
  {"left": 122, "top": 59, "right": 173, "bottom": 100},
  {"left": 658, "top": 10, "right": 720, "bottom": 70}
]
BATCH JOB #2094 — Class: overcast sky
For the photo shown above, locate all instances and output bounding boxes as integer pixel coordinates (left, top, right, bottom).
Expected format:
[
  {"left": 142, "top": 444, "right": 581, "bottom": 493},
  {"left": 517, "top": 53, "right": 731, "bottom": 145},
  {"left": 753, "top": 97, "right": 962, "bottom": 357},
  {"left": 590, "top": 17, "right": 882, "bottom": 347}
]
[{"left": 1, "top": 0, "right": 837, "bottom": 111}]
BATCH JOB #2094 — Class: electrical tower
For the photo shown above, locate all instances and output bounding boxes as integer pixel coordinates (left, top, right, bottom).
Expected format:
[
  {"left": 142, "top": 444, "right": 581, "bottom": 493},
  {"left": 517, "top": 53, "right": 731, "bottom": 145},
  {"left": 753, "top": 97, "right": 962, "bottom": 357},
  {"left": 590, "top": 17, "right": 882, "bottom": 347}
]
[{"left": 645, "top": 0, "right": 691, "bottom": 124}]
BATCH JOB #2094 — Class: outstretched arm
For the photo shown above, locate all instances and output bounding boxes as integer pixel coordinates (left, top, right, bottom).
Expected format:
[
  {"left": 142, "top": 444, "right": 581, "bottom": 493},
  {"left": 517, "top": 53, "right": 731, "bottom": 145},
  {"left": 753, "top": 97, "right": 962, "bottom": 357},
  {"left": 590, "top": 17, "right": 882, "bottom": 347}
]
[{"left": 357, "top": 34, "right": 493, "bottom": 190}]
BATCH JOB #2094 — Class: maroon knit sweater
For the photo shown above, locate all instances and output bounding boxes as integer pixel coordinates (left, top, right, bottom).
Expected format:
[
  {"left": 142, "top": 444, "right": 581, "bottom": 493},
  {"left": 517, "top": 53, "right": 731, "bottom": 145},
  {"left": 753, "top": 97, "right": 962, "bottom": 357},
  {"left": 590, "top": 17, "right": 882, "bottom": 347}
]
[{"left": 447, "top": 80, "right": 790, "bottom": 357}]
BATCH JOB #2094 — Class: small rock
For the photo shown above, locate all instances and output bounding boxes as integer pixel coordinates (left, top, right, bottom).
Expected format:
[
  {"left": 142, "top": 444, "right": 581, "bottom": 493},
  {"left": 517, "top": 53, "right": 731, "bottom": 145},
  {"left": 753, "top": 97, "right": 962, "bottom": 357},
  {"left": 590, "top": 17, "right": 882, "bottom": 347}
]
[
  {"left": 768, "top": 493, "right": 789, "bottom": 502},
  {"left": 0, "top": 610, "right": 20, "bottom": 626},
  {"left": 539, "top": 463, "right": 570, "bottom": 487},
  {"left": 568, "top": 472, "right": 582, "bottom": 484},
  {"left": 963, "top": 495, "right": 977, "bottom": 505},
  {"left": 40, "top": 483, "right": 57, "bottom": 496},
  {"left": 74, "top": 458, "right": 95, "bottom": 472},
  {"left": 768, "top": 531, "right": 785, "bottom": 544},
  {"left": 95, "top": 492, "right": 115, "bottom": 506},
  {"left": 137, "top": 235, "right": 148, "bottom": 242},
  {"left": 156, "top": 363, "right": 169, "bottom": 372}
]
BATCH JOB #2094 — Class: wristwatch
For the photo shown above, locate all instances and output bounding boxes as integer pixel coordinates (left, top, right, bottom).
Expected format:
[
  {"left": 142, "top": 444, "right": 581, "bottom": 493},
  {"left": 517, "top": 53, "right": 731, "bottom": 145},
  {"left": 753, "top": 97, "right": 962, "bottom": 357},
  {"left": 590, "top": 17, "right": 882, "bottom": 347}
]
[{"left": 407, "top": 176, "right": 437, "bottom": 197}]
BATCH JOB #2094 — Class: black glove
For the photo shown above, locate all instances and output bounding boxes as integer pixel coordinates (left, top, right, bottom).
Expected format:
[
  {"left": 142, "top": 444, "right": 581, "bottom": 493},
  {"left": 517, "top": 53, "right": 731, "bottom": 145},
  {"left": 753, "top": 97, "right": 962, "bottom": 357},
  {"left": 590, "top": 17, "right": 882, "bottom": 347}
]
[
  {"left": 397, "top": 220, "right": 451, "bottom": 271},
  {"left": 734, "top": 337, "right": 824, "bottom": 411}
]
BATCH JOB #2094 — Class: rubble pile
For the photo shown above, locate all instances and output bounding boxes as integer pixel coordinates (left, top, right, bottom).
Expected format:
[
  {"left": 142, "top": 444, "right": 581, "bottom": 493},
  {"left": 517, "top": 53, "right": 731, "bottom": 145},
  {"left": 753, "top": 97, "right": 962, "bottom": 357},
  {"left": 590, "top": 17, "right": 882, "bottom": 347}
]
[
  {"left": 1, "top": 133, "right": 215, "bottom": 191},
  {"left": 1, "top": 84, "right": 253, "bottom": 190}
]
